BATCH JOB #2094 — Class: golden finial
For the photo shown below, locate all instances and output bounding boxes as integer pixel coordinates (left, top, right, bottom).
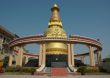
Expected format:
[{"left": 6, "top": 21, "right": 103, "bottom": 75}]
[
  {"left": 51, "top": 4, "right": 59, "bottom": 11},
  {"left": 54, "top": 4, "right": 58, "bottom": 7}
]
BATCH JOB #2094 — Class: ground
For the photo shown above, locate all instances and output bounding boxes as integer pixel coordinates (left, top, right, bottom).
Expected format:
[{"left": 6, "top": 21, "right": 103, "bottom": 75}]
[{"left": 0, "top": 75, "right": 110, "bottom": 78}]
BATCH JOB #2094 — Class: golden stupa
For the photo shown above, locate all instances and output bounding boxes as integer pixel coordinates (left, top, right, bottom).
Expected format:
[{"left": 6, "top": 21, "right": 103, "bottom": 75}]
[{"left": 44, "top": 4, "right": 68, "bottom": 55}]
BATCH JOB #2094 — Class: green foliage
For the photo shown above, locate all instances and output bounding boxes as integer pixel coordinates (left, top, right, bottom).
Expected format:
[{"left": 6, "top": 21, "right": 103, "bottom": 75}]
[
  {"left": 86, "top": 67, "right": 99, "bottom": 73},
  {"left": 5, "top": 66, "right": 36, "bottom": 73},
  {"left": 103, "top": 58, "right": 110, "bottom": 62},
  {"left": 5, "top": 66, "right": 15, "bottom": 72},
  {"left": 20, "top": 67, "right": 36, "bottom": 73},
  {"left": 99, "top": 57, "right": 110, "bottom": 73},
  {"left": 77, "top": 66, "right": 100, "bottom": 75},
  {"left": 15, "top": 65, "right": 22, "bottom": 72},
  {"left": 77, "top": 66, "right": 87, "bottom": 75},
  {"left": 99, "top": 66, "right": 107, "bottom": 72},
  {"left": 3, "top": 56, "right": 9, "bottom": 68}
]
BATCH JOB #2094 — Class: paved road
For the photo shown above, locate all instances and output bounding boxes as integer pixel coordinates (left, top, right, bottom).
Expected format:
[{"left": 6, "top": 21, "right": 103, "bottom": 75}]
[{"left": 0, "top": 75, "right": 110, "bottom": 78}]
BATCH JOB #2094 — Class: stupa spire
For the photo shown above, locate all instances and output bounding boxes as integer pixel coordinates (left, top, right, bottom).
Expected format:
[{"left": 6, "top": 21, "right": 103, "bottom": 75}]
[
  {"left": 48, "top": 4, "right": 62, "bottom": 28},
  {"left": 44, "top": 4, "right": 67, "bottom": 37}
]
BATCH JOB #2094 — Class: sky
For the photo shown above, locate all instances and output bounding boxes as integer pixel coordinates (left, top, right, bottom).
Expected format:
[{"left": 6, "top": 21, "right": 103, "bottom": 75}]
[{"left": 0, "top": 0, "right": 110, "bottom": 59}]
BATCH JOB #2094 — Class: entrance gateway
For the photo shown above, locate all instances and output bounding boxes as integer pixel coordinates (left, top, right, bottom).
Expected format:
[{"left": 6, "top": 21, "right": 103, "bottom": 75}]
[{"left": 46, "top": 55, "right": 67, "bottom": 67}]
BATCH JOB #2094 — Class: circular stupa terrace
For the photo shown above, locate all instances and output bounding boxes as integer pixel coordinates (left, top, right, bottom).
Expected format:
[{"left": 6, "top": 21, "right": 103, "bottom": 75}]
[
  {"left": 9, "top": 35, "right": 101, "bottom": 50},
  {"left": 8, "top": 35, "right": 102, "bottom": 66}
]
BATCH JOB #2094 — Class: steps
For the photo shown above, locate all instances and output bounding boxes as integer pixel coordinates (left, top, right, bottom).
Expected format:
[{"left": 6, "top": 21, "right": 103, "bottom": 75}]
[
  {"left": 51, "top": 68, "right": 68, "bottom": 76},
  {"left": 44, "top": 67, "right": 51, "bottom": 72},
  {"left": 33, "top": 67, "right": 79, "bottom": 76}
]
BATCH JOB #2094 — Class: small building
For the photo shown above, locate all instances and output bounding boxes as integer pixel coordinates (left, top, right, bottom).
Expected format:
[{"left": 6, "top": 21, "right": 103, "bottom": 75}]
[{"left": 0, "top": 25, "right": 19, "bottom": 59}]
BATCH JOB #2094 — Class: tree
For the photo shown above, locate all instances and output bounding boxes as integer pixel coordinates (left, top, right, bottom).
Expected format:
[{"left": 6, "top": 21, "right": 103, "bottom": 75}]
[{"left": 3, "top": 56, "right": 9, "bottom": 68}]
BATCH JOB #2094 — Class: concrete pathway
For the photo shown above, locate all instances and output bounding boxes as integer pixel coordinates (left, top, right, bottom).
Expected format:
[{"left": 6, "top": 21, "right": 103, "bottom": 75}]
[{"left": 0, "top": 75, "right": 110, "bottom": 78}]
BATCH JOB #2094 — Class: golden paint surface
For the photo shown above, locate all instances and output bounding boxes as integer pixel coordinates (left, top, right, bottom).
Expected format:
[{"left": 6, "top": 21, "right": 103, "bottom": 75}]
[
  {"left": 46, "top": 42, "right": 67, "bottom": 54},
  {"left": 44, "top": 4, "right": 68, "bottom": 54}
]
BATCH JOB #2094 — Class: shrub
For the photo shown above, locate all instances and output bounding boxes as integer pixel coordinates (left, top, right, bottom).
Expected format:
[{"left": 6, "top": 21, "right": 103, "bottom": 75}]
[
  {"left": 15, "top": 65, "right": 22, "bottom": 72},
  {"left": 86, "top": 67, "right": 99, "bottom": 73},
  {"left": 5, "top": 66, "right": 15, "bottom": 72},
  {"left": 30, "top": 68, "right": 36, "bottom": 73},
  {"left": 20, "top": 67, "right": 36, "bottom": 73},
  {"left": 77, "top": 66, "right": 87, "bottom": 75},
  {"left": 77, "top": 66, "right": 100, "bottom": 75},
  {"left": 5, "top": 66, "right": 36, "bottom": 73},
  {"left": 99, "top": 65, "right": 107, "bottom": 72}
]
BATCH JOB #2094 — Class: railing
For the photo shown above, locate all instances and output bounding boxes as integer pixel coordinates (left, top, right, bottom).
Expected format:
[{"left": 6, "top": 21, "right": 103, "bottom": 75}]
[{"left": 8, "top": 35, "right": 102, "bottom": 50}]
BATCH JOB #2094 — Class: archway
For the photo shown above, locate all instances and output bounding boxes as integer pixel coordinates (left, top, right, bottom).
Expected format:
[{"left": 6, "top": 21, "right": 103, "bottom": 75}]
[{"left": 46, "top": 54, "right": 67, "bottom": 67}]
